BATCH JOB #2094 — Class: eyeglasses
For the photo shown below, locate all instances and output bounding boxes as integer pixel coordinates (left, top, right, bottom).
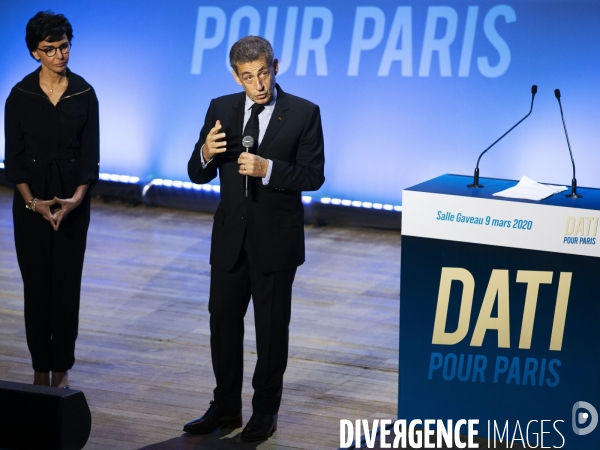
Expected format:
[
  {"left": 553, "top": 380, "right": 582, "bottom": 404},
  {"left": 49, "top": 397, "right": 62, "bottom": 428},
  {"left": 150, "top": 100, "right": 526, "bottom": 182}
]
[{"left": 37, "top": 42, "right": 71, "bottom": 57}]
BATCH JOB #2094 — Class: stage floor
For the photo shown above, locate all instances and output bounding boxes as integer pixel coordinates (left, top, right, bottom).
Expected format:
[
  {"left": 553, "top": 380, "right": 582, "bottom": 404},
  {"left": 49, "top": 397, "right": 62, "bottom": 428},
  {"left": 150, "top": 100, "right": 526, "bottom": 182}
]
[{"left": 0, "top": 186, "right": 400, "bottom": 449}]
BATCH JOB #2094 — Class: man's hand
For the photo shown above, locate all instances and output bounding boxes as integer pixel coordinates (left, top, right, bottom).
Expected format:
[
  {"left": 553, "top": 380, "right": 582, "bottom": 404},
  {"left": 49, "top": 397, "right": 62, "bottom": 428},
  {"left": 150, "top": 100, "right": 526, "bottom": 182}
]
[
  {"left": 238, "top": 152, "right": 268, "bottom": 178},
  {"left": 202, "top": 120, "right": 227, "bottom": 162}
]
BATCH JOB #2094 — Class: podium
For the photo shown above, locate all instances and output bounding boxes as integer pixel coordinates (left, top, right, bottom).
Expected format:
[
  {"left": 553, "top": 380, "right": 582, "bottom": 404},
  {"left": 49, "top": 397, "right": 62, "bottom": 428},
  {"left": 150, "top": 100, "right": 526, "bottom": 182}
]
[{"left": 399, "top": 174, "right": 600, "bottom": 449}]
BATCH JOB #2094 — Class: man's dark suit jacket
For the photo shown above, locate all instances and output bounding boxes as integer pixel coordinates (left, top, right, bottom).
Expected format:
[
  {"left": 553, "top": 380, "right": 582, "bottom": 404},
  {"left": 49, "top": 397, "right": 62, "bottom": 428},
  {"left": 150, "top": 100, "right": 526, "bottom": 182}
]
[{"left": 188, "top": 84, "right": 325, "bottom": 273}]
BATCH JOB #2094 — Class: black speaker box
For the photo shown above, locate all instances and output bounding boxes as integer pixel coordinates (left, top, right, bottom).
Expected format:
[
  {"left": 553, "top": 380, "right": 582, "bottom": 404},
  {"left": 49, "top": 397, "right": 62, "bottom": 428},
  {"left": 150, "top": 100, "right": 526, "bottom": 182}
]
[{"left": 0, "top": 380, "right": 91, "bottom": 450}]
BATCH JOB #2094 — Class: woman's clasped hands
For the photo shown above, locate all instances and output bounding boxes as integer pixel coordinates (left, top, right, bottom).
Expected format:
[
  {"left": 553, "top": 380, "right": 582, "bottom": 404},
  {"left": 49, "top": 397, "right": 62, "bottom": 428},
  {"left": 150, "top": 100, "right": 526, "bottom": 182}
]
[{"left": 35, "top": 196, "right": 81, "bottom": 231}]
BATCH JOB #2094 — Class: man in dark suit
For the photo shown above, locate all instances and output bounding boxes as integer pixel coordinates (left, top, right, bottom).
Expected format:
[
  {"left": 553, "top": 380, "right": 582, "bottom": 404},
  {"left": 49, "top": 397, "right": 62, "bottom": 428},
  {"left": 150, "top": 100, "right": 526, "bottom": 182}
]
[{"left": 183, "top": 36, "right": 325, "bottom": 441}]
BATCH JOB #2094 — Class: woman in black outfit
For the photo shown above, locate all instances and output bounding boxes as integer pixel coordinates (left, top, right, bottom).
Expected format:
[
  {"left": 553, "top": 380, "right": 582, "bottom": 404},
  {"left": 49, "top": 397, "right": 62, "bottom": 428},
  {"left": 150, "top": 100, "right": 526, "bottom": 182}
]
[{"left": 4, "top": 11, "right": 99, "bottom": 388}]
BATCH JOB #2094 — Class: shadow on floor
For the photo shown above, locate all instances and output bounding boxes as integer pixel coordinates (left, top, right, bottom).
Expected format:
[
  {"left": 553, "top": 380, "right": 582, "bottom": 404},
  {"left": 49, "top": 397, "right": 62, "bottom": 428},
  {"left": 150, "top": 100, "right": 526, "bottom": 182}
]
[{"left": 139, "top": 428, "right": 267, "bottom": 449}]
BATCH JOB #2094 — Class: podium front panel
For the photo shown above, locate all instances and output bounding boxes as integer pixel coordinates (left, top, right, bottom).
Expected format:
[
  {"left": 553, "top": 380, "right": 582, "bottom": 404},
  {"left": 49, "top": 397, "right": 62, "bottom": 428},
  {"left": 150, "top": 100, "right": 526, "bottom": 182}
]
[{"left": 399, "top": 174, "right": 600, "bottom": 449}]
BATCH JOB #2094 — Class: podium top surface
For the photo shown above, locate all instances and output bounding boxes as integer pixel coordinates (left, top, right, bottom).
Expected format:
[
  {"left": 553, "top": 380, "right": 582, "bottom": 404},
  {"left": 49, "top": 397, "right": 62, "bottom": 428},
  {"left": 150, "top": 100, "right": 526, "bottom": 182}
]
[{"left": 406, "top": 174, "right": 600, "bottom": 211}]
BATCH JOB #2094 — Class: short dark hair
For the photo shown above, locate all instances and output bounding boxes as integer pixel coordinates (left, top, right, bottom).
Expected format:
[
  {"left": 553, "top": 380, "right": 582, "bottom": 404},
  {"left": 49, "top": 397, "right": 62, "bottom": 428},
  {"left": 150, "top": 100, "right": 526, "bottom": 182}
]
[
  {"left": 26, "top": 11, "right": 73, "bottom": 60},
  {"left": 229, "top": 36, "right": 274, "bottom": 72}
]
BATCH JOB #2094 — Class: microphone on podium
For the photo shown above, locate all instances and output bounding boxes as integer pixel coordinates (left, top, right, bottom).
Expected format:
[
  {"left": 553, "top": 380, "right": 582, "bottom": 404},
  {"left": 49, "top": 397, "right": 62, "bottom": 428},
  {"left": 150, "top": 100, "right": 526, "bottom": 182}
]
[
  {"left": 242, "top": 136, "right": 254, "bottom": 197},
  {"left": 554, "top": 89, "right": 582, "bottom": 198},
  {"left": 467, "top": 85, "right": 538, "bottom": 188}
]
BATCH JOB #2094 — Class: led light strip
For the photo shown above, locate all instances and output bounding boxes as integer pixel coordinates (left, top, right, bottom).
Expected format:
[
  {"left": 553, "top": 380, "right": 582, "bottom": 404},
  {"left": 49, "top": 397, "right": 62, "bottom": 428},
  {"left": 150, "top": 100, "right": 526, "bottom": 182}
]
[
  {"left": 320, "top": 197, "right": 402, "bottom": 211},
  {"left": 142, "top": 178, "right": 222, "bottom": 197},
  {"left": 99, "top": 173, "right": 140, "bottom": 184},
  {"left": 92, "top": 173, "right": 403, "bottom": 211}
]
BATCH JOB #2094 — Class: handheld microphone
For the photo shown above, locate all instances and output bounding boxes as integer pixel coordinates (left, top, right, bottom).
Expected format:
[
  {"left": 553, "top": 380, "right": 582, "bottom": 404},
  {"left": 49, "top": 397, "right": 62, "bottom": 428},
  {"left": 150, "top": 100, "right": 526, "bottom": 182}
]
[
  {"left": 242, "top": 136, "right": 254, "bottom": 197},
  {"left": 554, "top": 89, "right": 582, "bottom": 198},
  {"left": 467, "top": 85, "right": 538, "bottom": 188}
]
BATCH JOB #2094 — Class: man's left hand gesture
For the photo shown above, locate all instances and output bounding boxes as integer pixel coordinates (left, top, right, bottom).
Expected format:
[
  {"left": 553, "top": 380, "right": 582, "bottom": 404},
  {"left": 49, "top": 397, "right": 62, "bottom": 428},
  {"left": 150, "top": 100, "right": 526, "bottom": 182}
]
[{"left": 238, "top": 152, "right": 268, "bottom": 178}]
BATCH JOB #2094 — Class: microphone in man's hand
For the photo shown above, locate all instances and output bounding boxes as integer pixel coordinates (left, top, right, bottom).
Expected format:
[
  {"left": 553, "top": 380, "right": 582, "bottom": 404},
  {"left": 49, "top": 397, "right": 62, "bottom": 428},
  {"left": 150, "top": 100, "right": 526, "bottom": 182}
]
[
  {"left": 242, "top": 136, "right": 254, "bottom": 198},
  {"left": 554, "top": 89, "right": 582, "bottom": 198}
]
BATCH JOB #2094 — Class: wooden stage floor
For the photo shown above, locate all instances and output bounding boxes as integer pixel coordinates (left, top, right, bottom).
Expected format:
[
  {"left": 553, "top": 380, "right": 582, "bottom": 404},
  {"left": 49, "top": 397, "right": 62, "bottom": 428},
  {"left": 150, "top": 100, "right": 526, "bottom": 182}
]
[{"left": 0, "top": 186, "right": 400, "bottom": 449}]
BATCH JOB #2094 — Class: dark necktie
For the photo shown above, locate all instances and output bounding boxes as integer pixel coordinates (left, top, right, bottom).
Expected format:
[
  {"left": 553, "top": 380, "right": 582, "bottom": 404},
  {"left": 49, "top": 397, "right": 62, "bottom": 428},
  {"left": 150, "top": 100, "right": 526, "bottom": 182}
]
[{"left": 242, "top": 103, "right": 265, "bottom": 153}]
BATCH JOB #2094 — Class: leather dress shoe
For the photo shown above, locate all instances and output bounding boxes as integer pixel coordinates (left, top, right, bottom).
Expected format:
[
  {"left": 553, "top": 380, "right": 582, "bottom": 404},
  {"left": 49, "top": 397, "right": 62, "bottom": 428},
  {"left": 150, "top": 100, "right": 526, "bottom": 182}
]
[
  {"left": 183, "top": 401, "right": 242, "bottom": 434},
  {"left": 241, "top": 412, "right": 278, "bottom": 441}
]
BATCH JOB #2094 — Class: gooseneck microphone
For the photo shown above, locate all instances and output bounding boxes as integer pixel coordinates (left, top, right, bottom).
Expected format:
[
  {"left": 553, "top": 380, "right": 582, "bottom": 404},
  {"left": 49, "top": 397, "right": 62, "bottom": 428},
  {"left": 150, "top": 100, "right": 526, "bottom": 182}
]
[
  {"left": 554, "top": 89, "right": 582, "bottom": 198},
  {"left": 242, "top": 136, "right": 254, "bottom": 197},
  {"left": 467, "top": 85, "right": 538, "bottom": 188}
]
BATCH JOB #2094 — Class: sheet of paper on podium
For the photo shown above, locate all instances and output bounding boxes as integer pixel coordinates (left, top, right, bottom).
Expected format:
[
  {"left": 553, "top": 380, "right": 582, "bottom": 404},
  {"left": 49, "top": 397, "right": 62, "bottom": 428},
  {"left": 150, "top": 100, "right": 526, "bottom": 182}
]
[{"left": 492, "top": 175, "right": 567, "bottom": 200}]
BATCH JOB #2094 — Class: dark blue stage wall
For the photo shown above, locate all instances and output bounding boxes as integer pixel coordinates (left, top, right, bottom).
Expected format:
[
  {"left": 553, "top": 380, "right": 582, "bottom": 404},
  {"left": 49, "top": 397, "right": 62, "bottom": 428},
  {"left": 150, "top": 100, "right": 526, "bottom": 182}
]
[{"left": 1, "top": 1, "right": 599, "bottom": 205}]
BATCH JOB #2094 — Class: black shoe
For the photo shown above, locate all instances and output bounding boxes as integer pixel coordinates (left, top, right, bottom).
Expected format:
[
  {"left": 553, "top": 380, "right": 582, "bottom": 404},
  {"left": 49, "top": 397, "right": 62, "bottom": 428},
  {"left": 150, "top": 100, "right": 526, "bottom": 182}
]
[
  {"left": 183, "top": 401, "right": 242, "bottom": 434},
  {"left": 240, "top": 412, "right": 278, "bottom": 441}
]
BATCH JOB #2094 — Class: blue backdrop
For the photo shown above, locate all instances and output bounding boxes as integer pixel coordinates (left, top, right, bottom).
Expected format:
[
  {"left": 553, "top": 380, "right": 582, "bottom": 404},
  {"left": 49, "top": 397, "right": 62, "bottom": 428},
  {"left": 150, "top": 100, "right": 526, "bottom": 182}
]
[{"left": 1, "top": 1, "right": 599, "bottom": 205}]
